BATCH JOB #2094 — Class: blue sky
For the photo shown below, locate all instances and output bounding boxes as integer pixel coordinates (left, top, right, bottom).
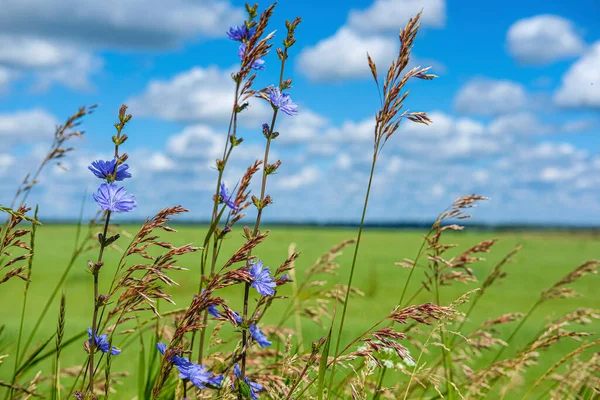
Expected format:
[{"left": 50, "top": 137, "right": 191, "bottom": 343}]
[{"left": 0, "top": 0, "right": 599, "bottom": 225}]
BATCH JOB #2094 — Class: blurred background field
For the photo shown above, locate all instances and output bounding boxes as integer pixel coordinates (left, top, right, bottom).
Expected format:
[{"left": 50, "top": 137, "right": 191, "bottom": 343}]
[{"left": 1, "top": 223, "right": 598, "bottom": 398}]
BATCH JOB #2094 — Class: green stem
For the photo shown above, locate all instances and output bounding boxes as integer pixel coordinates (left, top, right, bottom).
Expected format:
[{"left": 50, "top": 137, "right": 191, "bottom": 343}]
[
  {"left": 464, "top": 297, "right": 544, "bottom": 399},
  {"left": 521, "top": 339, "right": 600, "bottom": 400},
  {"left": 491, "top": 298, "right": 543, "bottom": 364},
  {"left": 88, "top": 211, "right": 112, "bottom": 395},
  {"left": 9, "top": 207, "right": 38, "bottom": 399},
  {"left": 328, "top": 152, "right": 377, "bottom": 396},
  {"left": 372, "top": 366, "right": 387, "bottom": 400},
  {"left": 240, "top": 108, "right": 278, "bottom": 379},
  {"left": 434, "top": 271, "right": 454, "bottom": 400},
  {"left": 397, "top": 227, "right": 435, "bottom": 307}
]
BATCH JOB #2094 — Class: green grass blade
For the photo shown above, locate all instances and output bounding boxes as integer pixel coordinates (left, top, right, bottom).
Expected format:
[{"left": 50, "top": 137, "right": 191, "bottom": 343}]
[
  {"left": 15, "top": 333, "right": 55, "bottom": 377},
  {"left": 137, "top": 325, "right": 147, "bottom": 400},
  {"left": 317, "top": 331, "right": 331, "bottom": 400},
  {"left": 17, "top": 330, "right": 86, "bottom": 377},
  {"left": 318, "top": 299, "right": 338, "bottom": 400}
]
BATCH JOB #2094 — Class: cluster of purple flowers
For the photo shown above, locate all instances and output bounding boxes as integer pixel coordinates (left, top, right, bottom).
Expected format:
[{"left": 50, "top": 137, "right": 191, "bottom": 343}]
[
  {"left": 90, "top": 157, "right": 136, "bottom": 213},
  {"left": 87, "top": 328, "right": 120, "bottom": 356},
  {"left": 156, "top": 343, "right": 223, "bottom": 389}
]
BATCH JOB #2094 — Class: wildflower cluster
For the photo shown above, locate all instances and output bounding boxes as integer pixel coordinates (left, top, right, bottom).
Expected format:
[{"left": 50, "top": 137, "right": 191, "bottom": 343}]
[{"left": 3, "top": 4, "right": 598, "bottom": 400}]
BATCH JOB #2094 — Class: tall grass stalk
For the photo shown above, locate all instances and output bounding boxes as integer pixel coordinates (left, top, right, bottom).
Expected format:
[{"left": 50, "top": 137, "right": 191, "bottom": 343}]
[
  {"left": 53, "top": 294, "right": 66, "bottom": 400},
  {"left": 521, "top": 338, "right": 600, "bottom": 399},
  {"left": 327, "top": 153, "right": 377, "bottom": 396},
  {"left": 10, "top": 206, "right": 38, "bottom": 399},
  {"left": 328, "top": 12, "right": 435, "bottom": 394}
]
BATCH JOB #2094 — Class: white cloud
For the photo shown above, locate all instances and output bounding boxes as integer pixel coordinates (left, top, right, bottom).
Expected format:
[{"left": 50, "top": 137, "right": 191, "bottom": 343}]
[
  {"left": 148, "top": 152, "right": 176, "bottom": 172},
  {"left": 561, "top": 119, "right": 596, "bottom": 133},
  {"left": 33, "top": 52, "right": 102, "bottom": 92},
  {"left": 430, "top": 183, "right": 445, "bottom": 197},
  {"left": 278, "top": 109, "right": 329, "bottom": 143},
  {"left": 0, "top": 1, "right": 243, "bottom": 92},
  {"left": 508, "top": 141, "right": 586, "bottom": 163},
  {"left": 489, "top": 112, "right": 551, "bottom": 136},
  {"left": 0, "top": 36, "right": 79, "bottom": 69},
  {"left": 128, "top": 66, "right": 271, "bottom": 126},
  {"left": 397, "top": 112, "right": 506, "bottom": 161},
  {"left": 0, "top": 109, "right": 58, "bottom": 145},
  {"left": 0, "top": 35, "right": 102, "bottom": 91},
  {"left": 336, "top": 153, "right": 352, "bottom": 170},
  {"left": 0, "top": 153, "right": 15, "bottom": 176},
  {"left": 297, "top": 28, "right": 397, "bottom": 82},
  {"left": 454, "top": 78, "right": 527, "bottom": 116},
  {"left": 166, "top": 124, "right": 222, "bottom": 159},
  {"left": 326, "top": 118, "right": 375, "bottom": 142},
  {"left": 348, "top": 0, "right": 446, "bottom": 33},
  {"left": 506, "top": 15, "right": 585, "bottom": 65},
  {"left": 297, "top": 0, "right": 445, "bottom": 82},
  {"left": 554, "top": 41, "right": 600, "bottom": 109},
  {"left": 0, "top": 67, "right": 11, "bottom": 93},
  {"left": 278, "top": 166, "right": 319, "bottom": 190},
  {"left": 540, "top": 164, "right": 585, "bottom": 182},
  {"left": 0, "top": 0, "right": 243, "bottom": 49}
]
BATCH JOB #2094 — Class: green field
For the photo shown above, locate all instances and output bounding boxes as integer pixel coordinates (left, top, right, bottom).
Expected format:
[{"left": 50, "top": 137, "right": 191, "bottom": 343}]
[{"left": 0, "top": 224, "right": 598, "bottom": 398}]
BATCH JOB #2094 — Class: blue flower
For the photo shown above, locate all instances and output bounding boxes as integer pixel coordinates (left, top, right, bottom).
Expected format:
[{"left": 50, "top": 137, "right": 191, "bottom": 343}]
[
  {"left": 249, "top": 324, "right": 271, "bottom": 348},
  {"left": 156, "top": 342, "right": 193, "bottom": 373},
  {"left": 207, "top": 374, "right": 224, "bottom": 388},
  {"left": 156, "top": 343, "right": 222, "bottom": 389},
  {"left": 234, "top": 364, "right": 263, "bottom": 400},
  {"left": 208, "top": 304, "right": 220, "bottom": 318},
  {"left": 88, "top": 158, "right": 131, "bottom": 182},
  {"left": 179, "top": 364, "right": 212, "bottom": 389},
  {"left": 156, "top": 342, "right": 166, "bottom": 354},
  {"left": 249, "top": 259, "right": 276, "bottom": 296},
  {"left": 207, "top": 305, "right": 243, "bottom": 325},
  {"left": 238, "top": 43, "right": 265, "bottom": 70},
  {"left": 93, "top": 182, "right": 136, "bottom": 213},
  {"left": 268, "top": 87, "right": 298, "bottom": 116},
  {"left": 233, "top": 312, "right": 243, "bottom": 324},
  {"left": 227, "top": 25, "right": 255, "bottom": 41},
  {"left": 87, "top": 328, "right": 120, "bottom": 355},
  {"left": 219, "top": 182, "right": 239, "bottom": 211}
]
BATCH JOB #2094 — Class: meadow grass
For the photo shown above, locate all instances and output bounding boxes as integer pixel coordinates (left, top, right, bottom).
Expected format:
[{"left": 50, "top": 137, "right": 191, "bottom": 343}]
[
  {"left": 0, "top": 224, "right": 597, "bottom": 398},
  {"left": 1, "top": 6, "right": 598, "bottom": 399}
]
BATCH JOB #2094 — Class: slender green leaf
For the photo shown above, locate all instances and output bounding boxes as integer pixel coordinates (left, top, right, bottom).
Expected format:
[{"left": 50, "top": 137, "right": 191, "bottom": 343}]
[
  {"left": 17, "top": 330, "right": 86, "bottom": 377},
  {"left": 317, "top": 318, "right": 334, "bottom": 400},
  {"left": 15, "top": 333, "right": 55, "bottom": 377},
  {"left": 137, "top": 325, "right": 147, "bottom": 400}
]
